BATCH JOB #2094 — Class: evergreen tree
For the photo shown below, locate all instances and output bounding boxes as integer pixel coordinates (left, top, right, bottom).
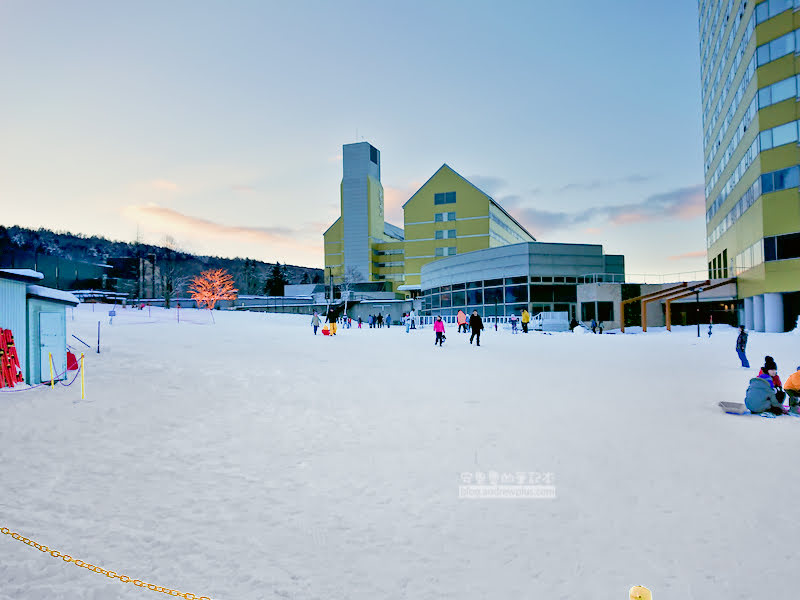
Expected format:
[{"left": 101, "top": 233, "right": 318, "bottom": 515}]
[{"left": 263, "top": 262, "right": 289, "bottom": 296}]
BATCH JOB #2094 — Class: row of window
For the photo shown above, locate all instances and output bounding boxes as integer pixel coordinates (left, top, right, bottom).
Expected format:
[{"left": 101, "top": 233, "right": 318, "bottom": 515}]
[
  {"left": 702, "top": 9, "right": 753, "bottom": 128},
  {"left": 731, "top": 231, "right": 800, "bottom": 274},
  {"left": 756, "top": 0, "right": 799, "bottom": 24},
  {"left": 434, "top": 211, "right": 456, "bottom": 222},
  {"left": 703, "top": 55, "right": 755, "bottom": 167},
  {"left": 489, "top": 212, "right": 530, "bottom": 242},
  {"left": 709, "top": 248, "right": 729, "bottom": 279},
  {"left": 701, "top": 0, "right": 738, "bottom": 93},
  {"left": 700, "top": 0, "right": 728, "bottom": 86},
  {"left": 707, "top": 165, "right": 799, "bottom": 247},
  {"left": 420, "top": 303, "right": 572, "bottom": 318},
  {"left": 705, "top": 95, "right": 756, "bottom": 187},
  {"left": 374, "top": 261, "right": 403, "bottom": 268},
  {"left": 703, "top": 13, "right": 755, "bottom": 136},
  {"left": 756, "top": 27, "right": 800, "bottom": 67},
  {"left": 423, "top": 284, "right": 578, "bottom": 308},
  {"left": 706, "top": 118, "right": 799, "bottom": 219},
  {"left": 423, "top": 276, "right": 583, "bottom": 295},
  {"left": 374, "top": 248, "right": 404, "bottom": 256},
  {"left": 434, "top": 247, "right": 457, "bottom": 257},
  {"left": 581, "top": 302, "right": 614, "bottom": 323},
  {"left": 434, "top": 192, "right": 456, "bottom": 205},
  {"left": 758, "top": 73, "right": 800, "bottom": 109},
  {"left": 434, "top": 229, "right": 456, "bottom": 239}
]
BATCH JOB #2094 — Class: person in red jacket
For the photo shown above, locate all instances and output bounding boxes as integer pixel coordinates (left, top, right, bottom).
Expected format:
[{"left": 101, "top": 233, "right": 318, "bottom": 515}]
[{"left": 433, "top": 316, "right": 446, "bottom": 346}]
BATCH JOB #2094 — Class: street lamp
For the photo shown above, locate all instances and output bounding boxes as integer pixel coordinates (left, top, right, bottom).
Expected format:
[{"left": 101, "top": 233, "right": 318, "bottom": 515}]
[{"left": 695, "top": 287, "right": 704, "bottom": 338}]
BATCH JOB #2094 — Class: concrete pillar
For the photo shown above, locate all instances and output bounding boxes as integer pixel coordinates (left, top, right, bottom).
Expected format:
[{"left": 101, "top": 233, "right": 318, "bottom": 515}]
[
  {"left": 764, "top": 292, "right": 784, "bottom": 333},
  {"left": 753, "top": 294, "right": 765, "bottom": 332},
  {"left": 744, "top": 296, "right": 754, "bottom": 330}
]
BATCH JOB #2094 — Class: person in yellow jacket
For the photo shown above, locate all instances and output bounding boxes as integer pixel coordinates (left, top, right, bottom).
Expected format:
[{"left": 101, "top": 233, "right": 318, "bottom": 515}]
[
  {"left": 521, "top": 309, "right": 530, "bottom": 333},
  {"left": 784, "top": 366, "right": 800, "bottom": 415}
]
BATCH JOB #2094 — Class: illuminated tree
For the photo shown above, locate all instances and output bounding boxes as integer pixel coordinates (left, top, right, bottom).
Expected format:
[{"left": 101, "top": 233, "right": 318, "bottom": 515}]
[{"left": 189, "top": 268, "right": 238, "bottom": 311}]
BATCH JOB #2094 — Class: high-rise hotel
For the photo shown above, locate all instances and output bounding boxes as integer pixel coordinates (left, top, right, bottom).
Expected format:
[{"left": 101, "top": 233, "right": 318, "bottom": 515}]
[{"left": 699, "top": 0, "right": 800, "bottom": 331}]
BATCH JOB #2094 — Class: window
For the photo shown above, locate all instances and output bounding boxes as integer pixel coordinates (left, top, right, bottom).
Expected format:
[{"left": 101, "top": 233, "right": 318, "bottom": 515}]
[
  {"left": 484, "top": 278, "right": 503, "bottom": 287},
  {"left": 435, "top": 213, "right": 443, "bottom": 223},
  {"left": 771, "top": 121, "right": 798, "bottom": 147},
  {"left": 484, "top": 287, "right": 503, "bottom": 304},
  {"left": 505, "top": 276, "right": 528, "bottom": 285},
  {"left": 452, "top": 291, "right": 466, "bottom": 306},
  {"left": 581, "top": 303, "right": 596, "bottom": 321},
  {"left": 466, "top": 280, "right": 482, "bottom": 289},
  {"left": 597, "top": 302, "right": 614, "bottom": 322},
  {"left": 435, "top": 247, "right": 457, "bottom": 257},
  {"left": 531, "top": 285, "right": 554, "bottom": 303},
  {"left": 467, "top": 289, "right": 482, "bottom": 305},
  {"left": 504, "top": 285, "right": 527, "bottom": 304},
  {"left": 370, "top": 145, "right": 378, "bottom": 165},
  {"left": 447, "top": 229, "right": 456, "bottom": 239},
  {"left": 435, "top": 229, "right": 456, "bottom": 239},
  {"left": 776, "top": 232, "right": 800, "bottom": 259},
  {"left": 434, "top": 212, "right": 456, "bottom": 222},
  {"left": 435, "top": 230, "right": 444, "bottom": 240},
  {"left": 434, "top": 191, "right": 456, "bottom": 205}
]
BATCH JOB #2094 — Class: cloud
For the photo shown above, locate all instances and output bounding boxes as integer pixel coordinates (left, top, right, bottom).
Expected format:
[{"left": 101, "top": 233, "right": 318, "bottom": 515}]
[
  {"left": 231, "top": 185, "right": 256, "bottom": 193},
  {"left": 556, "top": 174, "right": 653, "bottom": 193},
  {"left": 668, "top": 250, "right": 707, "bottom": 261},
  {"left": 384, "top": 181, "right": 423, "bottom": 224},
  {"left": 467, "top": 175, "right": 509, "bottom": 196},
  {"left": 497, "top": 184, "right": 705, "bottom": 234},
  {"left": 150, "top": 179, "right": 179, "bottom": 191},
  {"left": 123, "top": 204, "right": 319, "bottom": 252},
  {"left": 328, "top": 154, "right": 343, "bottom": 163}
]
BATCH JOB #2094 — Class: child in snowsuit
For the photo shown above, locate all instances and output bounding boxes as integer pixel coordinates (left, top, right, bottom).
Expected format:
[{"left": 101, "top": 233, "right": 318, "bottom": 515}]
[
  {"left": 434, "top": 316, "right": 446, "bottom": 346},
  {"left": 510, "top": 314, "right": 518, "bottom": 333},
  {"left": 736, "top": 325, "right": 749, "bottom": 367},
  {"left": 745, "top": 360, "right": 784, "bottom": 415},
  {"left": 311, "top": 312, "right": 320, "bottom": 335},
  {"left": 758, "top": 356, "right": 785, "bottom": 403}
]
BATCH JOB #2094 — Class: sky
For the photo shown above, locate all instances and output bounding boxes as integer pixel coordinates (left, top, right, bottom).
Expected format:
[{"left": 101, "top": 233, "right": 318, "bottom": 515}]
[{"left": 0, "top": 1, "right": 705, "bottom": 275}]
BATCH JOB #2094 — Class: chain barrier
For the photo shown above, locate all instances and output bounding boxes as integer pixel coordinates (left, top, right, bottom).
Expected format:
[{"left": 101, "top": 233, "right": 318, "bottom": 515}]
[{"left": 1, "top": 526, "right": 211, "bottom": 600}]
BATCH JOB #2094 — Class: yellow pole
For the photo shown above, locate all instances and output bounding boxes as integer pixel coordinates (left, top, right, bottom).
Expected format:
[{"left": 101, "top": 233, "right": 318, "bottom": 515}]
[
  {"left": 49, "top": 352, "right": 54, "bottom": 387},
  {"left": 80, "top": 353, "right": 85, "bottom": 400}
]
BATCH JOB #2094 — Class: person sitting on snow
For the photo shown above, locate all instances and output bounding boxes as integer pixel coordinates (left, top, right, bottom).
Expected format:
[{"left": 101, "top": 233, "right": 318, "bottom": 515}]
[
  {"left": 758, "top": 356, "right": 785, "bottom": 404},
  {"left": 783, "top": 366, "right": 800, "bottom": 415},
  {"left": 745, "top": 359, "right": 784, "bottom": 415}
]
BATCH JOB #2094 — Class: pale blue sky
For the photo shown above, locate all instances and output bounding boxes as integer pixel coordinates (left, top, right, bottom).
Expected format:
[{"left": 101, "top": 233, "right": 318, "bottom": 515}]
[{"left": 0, "top": 1, "right": 705, "bottom": 274}]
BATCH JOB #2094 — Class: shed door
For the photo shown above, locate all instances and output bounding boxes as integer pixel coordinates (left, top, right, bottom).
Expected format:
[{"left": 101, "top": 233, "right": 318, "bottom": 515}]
[{"left": 39, "top": 312, "right": 65, "bottom": 383}]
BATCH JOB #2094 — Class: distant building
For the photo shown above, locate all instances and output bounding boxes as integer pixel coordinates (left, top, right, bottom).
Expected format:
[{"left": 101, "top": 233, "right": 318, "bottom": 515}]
[{"left": 699, "top": 1, "right": 800, "bottom": 331}]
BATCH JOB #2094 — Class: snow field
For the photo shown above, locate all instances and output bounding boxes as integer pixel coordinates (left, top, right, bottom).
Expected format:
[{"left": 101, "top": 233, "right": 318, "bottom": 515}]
[{"left": 1, "top": 305, "right": 799, "bottom": 600}]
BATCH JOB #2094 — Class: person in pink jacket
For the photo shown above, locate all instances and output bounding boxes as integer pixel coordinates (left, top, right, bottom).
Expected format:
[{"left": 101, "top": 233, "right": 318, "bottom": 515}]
[{"left": 434, "top": 316, "right": 446, "bottom": 346}]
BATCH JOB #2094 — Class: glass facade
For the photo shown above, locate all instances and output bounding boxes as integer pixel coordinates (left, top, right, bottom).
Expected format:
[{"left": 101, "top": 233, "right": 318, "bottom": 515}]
[{"left": 421, "top": 276, "right": 583, "bottom": 318}]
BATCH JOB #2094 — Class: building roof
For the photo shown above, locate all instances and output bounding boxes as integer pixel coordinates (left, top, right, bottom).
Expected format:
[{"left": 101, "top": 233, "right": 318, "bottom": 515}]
[
  {"left": 27, "top": 285, "right": 80, "bottom": 306},
  {"left": 383, "top": 222, "right": 404, "bottom": 240},
  {"left": 0, "top": 268, "right": 44, "bottom": 282},
  {"left": 401, "top": 164, "right": 536, "bottom": 241}
]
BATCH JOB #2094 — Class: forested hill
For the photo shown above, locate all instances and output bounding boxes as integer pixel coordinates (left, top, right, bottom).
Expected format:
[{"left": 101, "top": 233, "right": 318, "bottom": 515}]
[{"left": 0, "top": 225, "right": 323, "bottom": 295}]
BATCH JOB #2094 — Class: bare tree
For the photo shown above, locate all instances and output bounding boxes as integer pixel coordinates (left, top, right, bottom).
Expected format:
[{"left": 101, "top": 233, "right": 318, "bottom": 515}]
[
  {"left": 160, "top": 235, "right": 191, "bottom": 309},
  {"left": 340, "top": 266, "right": 363, "bottom": 318}
]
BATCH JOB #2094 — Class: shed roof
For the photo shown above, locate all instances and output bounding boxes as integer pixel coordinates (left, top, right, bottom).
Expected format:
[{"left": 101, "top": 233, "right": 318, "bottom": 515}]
[
  {"left": 0, "top": 269, "right": 44, "bottom": 282},
  {"left": 27, "top": 285, "right": 80, "bottom": 306}
]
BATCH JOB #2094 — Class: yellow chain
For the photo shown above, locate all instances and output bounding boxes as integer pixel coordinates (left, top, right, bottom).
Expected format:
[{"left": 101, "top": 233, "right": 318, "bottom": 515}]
[{"left": 1, "top": 526, "right": 211, "bottom": 600}]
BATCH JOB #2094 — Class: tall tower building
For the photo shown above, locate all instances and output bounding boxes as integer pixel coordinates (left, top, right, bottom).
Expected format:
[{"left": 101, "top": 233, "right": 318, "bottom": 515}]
[{"left": 699, "top": 0, "right": 800, "bottom": 331}]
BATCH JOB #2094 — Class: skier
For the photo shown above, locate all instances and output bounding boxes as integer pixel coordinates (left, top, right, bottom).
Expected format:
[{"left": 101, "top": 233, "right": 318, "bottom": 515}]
[
  {"left": 745, "top": 360, "right": 784, "bottom": 415},
  {"left": 469, "top": 310, "right": 484, "bottom": 346},
  {"left": 784, "top": 366, "right": 800, "bottom": 415},
  {"left": 457, "top": 310, "right": 467, "bottom": 333},
  {"left": 521, "top": 309, "right": 530, "bottom": 333},
  {"left": 311, "top": 311, "right": 321, "bottom": 335},
  {"left": 736, "top": 325, "right": 749, "bottom": 368},
  {"left": 434, "top": 316, "right": 446, "bottom": 346}
]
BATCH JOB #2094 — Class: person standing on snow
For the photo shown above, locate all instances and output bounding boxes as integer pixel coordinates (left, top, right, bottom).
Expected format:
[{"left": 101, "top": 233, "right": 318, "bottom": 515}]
[
  {"left": 311, "top": 311, "right": 321, "bottom": 335},
  {"left": 457, "top": 310, "right": 467, "bottom": 333},
  {"left": 434, "top": 316, "right": 446, "bottom": 346},
  {"left": 509, "top": 313, "right": 518, "bottom": 334},
  {"left": 469, "top": 310, "right": 484, "bottom": 346},
  {"left": 521, "top": 309, "right": 530, "bottom": 333},
  {"left": 326, "top": 308, "right": 338, "bottom": 336},
  {"left": 590, "top": 318, "right": 597, "bottom": 334},
  {"left": 358, "top": 316, "right": 362, "bottom": 329},
  {"left": 736, "top": 325, "right": 749, "bottom": 368}
]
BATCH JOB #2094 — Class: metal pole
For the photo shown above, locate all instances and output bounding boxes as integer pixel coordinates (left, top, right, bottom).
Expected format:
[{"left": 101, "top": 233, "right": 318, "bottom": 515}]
[
  {"left": 97, "top": 321, "right": 100, "bottom": 353},
  {"left": 696, "top": 291, "right": 700, "bottom": 338}
]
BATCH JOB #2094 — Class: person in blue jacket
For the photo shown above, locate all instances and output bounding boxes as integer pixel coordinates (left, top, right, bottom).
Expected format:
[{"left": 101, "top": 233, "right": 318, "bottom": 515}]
[{"left": 745, "top": 359, "right": 784, "bottom": 415}]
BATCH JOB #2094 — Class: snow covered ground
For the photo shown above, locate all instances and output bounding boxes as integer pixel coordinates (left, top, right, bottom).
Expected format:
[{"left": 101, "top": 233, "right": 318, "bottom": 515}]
[{"left": 1, "top": 304, "right": 799, "bottom": 600}]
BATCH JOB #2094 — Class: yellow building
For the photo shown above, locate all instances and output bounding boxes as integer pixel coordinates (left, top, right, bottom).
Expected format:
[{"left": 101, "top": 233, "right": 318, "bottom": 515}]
[
  {"left": 323, "top": 143, "right": 535, "bottom": 296},
  {"left": 700, "top": 0, "right": 800, "bottom": 331}
]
